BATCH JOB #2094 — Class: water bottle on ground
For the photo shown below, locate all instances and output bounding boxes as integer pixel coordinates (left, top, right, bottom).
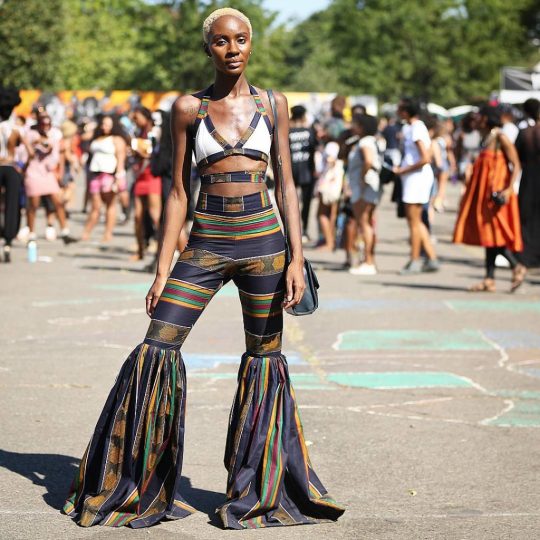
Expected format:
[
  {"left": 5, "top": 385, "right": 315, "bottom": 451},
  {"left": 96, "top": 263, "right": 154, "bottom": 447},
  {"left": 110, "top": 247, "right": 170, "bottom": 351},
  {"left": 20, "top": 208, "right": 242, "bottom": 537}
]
[{"left": 27, "top": 240, "right": 38, "bottom": 263}]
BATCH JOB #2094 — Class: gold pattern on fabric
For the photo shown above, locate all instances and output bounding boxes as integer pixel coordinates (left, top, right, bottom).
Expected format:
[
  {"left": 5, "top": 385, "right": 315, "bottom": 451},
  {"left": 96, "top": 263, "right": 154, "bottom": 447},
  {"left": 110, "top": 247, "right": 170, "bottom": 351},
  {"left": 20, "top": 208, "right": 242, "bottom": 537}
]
[
  {"left": 245, "top": 330, "right": 282, "bottom": 354},
  {"left": 179, "top": 248, "right": 230, "bottom": 273},
  {"left": 211, "top": 129, "right": 230, "bottom": 150},
  {"left": 145, "top": 320, "right": 191, "bottom": 347},
  {"left": 222, "top": 196, "right": 245, "bottom": 212},
  {"left": 272, "top": 504, "right": 298, "bottom": 525},
  {"left": 237, "top": 251, "right": 286, "bottom": 276}
]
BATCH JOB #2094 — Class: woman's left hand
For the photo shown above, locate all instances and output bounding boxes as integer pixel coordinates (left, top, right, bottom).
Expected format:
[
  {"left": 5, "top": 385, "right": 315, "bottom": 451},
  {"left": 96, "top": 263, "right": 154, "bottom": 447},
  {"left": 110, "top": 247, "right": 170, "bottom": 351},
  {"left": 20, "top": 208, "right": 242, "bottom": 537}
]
[
  {"left": 283, "top": 258, "right": 306, "bottom": 310},
  {"left": 502, "top": 187, "right": 514, "bottom": 203}
]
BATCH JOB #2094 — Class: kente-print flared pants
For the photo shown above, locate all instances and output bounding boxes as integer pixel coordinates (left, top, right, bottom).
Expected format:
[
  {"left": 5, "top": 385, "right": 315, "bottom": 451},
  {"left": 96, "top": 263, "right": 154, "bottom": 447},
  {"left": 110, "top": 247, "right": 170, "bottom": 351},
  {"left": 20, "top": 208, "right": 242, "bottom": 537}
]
[{"left": 63, "top": 190, "right": 345, "bottom": 529}]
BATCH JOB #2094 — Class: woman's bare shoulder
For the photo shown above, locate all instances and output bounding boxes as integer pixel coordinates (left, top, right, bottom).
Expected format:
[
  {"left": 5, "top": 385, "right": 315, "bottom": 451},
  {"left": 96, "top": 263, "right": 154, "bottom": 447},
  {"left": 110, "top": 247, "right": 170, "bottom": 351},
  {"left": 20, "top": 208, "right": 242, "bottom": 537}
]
[
  {"left": 172, "top": 90, "right": 207, "bottom": 121},
  {"left": 255, "top": 87, "right": 287, "bottom": 105}
]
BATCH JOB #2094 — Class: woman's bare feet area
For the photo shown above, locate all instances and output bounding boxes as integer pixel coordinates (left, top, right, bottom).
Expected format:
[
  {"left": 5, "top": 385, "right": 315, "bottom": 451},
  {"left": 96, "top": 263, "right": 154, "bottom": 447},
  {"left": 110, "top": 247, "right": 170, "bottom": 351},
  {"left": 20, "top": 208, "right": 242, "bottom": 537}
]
[
  {"left": 468, "top": 278, "right": 496, "bottom": 292},
  {"left": 511, "top": 264, "right": 527, "bottom": 293}
]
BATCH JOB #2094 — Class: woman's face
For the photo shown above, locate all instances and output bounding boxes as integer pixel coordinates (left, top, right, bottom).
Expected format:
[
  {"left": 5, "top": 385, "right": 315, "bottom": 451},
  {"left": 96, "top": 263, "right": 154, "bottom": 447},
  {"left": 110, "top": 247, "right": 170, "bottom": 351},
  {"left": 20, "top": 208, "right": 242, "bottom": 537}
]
[
  {"left": 101, "top": 116, "right": 113, "bottom": 134},
  {"left": 478, "top": 114, "right": 488, "bottom": 131},
  {"left": 133, "top": 111, "right": 148, "bottom": 128},
  {"left": 37, "top": 116, "right": 52, "bottom": 135},
  {"left": 206, "top": 16, "right": 251, "bottom": 75},
  {"left": 397, "top": 104, "right": 409, "bottom": 121}
]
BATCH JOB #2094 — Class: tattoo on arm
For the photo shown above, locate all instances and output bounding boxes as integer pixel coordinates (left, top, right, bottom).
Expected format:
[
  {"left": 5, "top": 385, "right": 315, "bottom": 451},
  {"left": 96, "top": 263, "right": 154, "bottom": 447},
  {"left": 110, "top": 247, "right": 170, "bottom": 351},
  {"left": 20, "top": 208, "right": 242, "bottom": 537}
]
[{"left": 183, "top": 106, "right": 198, "bottom": 116}]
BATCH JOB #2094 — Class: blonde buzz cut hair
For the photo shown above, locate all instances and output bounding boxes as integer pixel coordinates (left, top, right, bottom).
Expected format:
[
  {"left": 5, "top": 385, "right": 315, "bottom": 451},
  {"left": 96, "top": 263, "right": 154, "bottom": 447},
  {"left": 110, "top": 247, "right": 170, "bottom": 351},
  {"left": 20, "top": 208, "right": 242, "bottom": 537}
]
[{"left": 202, "top": 8, "right": 252, "bottom": 44}]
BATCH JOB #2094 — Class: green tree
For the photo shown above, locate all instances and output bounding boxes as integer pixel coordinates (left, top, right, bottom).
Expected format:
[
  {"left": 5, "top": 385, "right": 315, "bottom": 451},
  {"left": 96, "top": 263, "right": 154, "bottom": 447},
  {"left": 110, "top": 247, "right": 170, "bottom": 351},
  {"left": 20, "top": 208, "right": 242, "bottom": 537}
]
[
  {"left": 284, "top": 12, "right": 344, "bottom": 92},
  {"left": 1, "top": 0, "right": 538, "bottom": 105},
  {"left": 60, "top": 0, "right": 148, "bottom": 89},
  {"left": 313, "top": 0, "right": 539, "bottom": 105},
  {"left": 131, "top": 0, "right": 290, "bottom": 92},
  {"left": 449, "top": 0, "right": 539, "bottom": 101},
  {"left": 0, "top": 0, "right": 67, "bottom": 89}
]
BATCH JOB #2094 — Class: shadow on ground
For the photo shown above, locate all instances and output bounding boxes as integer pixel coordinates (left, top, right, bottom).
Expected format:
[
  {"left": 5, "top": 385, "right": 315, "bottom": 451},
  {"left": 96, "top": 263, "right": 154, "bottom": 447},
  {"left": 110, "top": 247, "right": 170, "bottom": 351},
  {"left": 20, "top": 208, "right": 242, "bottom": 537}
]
[
  {"left": 79, "top": 265, "right": 152, "bottom": 273},
  {"left": 0, "top": 449, "right": 78, "bottom": 510},
  {"left": 380, "top": 281, "right": 467, "bottom": 292},
  {"left": 0, "top": 448, "right": 224, "bottom": 523}
]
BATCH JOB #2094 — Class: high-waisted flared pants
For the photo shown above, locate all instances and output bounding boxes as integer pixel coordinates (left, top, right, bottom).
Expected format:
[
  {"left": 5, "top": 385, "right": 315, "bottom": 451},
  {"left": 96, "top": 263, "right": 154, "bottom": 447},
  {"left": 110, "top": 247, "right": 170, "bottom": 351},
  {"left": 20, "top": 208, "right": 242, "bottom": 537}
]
[{"left": 63, "top": 190, "right": 344, "bottom": 529}]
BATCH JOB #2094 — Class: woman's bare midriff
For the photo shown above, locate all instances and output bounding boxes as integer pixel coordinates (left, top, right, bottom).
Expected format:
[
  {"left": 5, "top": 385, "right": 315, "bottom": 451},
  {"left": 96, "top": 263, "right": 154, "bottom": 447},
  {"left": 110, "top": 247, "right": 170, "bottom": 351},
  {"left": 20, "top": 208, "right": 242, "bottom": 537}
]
[{"left": 198, "top": 157, "right": 269, "bottom": 196}]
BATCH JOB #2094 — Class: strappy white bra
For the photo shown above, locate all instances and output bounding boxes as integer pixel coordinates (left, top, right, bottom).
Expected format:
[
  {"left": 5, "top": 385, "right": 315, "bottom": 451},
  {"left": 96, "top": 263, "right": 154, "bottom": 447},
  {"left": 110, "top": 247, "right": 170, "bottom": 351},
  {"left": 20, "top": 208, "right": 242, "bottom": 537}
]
[{"left": 192, "top": 85, "right": 273, "bottom": 184}]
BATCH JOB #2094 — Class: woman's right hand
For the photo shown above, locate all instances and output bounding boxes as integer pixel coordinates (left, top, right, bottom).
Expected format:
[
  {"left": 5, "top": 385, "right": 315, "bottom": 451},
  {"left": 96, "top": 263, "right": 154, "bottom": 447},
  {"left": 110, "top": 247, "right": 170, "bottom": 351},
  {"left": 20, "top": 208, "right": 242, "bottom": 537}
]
[{"left": 146, "top": 275, "right": 168, "bottom": 317}]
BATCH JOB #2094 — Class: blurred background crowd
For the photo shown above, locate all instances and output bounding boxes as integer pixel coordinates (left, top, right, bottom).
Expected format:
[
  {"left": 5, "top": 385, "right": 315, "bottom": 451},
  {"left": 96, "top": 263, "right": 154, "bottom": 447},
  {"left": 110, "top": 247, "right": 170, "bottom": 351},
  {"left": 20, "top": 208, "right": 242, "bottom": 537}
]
[{"left": 0, "top": 0, "right": 539, "bottom": 292}]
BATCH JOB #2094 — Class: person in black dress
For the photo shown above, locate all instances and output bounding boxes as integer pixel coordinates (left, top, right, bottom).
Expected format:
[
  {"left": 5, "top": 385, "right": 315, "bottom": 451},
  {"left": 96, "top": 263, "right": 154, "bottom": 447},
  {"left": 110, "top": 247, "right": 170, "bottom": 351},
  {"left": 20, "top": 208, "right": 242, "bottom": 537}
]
[{"left": 514, "top": 99, "right": 540, "bottom": 284}]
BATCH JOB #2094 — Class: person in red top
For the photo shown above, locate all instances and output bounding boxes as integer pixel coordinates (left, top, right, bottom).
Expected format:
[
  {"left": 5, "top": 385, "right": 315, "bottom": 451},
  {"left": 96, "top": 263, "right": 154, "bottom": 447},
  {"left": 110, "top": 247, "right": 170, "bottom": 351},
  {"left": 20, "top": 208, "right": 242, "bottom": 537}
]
[{"left": 132, "top": 106, "right": 162, "bottom": 260}]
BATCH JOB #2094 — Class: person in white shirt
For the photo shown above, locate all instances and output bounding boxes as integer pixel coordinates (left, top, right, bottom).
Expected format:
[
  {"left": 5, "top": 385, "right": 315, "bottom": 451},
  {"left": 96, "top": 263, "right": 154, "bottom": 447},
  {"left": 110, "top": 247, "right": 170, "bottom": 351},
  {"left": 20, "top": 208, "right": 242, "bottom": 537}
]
[
  {"left": 499, "top": 104, "right": 519, "bottom": 143},
  {"left": 81, "top": 115, "right": 127, "bottom": 241},
  {"left": 347, "top": 114, "right": 382, "bottom": 275},
  {"left": 394, "top": 99, "right": 439, "bottom": 274}
]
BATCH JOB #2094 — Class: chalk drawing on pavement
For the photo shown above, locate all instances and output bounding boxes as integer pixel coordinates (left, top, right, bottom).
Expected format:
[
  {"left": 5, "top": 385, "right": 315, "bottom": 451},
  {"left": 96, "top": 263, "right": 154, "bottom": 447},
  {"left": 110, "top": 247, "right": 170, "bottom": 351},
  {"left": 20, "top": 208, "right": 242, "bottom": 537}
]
[
  {"left": 326, "top": 371, "right": 473, "bottom": 389},
  {"left": 446, "top": 300, "right": 540, "bottom": 313},
  {"left": 333, "top": 329, "right": 493, "bottom": 351},
  {"left": 186, "top": 352, "right": 305, "bottom": 371},
  {"left": 482, "top": 390, "right": 540, "bottom": 427}
]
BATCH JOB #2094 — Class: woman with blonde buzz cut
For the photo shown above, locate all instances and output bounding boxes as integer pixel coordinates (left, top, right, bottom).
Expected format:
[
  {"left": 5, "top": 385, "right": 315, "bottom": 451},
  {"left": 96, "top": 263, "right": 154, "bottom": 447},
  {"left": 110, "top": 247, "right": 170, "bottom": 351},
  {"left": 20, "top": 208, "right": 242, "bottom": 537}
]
[{"left": 63, "top": 7, "right": 344, "bottom": 531}]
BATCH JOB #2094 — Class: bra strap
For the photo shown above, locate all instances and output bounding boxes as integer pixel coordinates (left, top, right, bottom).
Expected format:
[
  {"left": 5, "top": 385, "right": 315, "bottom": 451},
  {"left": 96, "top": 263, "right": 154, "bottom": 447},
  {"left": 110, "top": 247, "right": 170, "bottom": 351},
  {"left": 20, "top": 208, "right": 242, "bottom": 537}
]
[
  {"left": 250, "top": 85, "right": 273, "bottom": 134},
  {"left": 192, "top": 86, "right": 213, "bottom": 135},
  {"left": 250, "top": 85, "right": 266, "bottom": 115}
]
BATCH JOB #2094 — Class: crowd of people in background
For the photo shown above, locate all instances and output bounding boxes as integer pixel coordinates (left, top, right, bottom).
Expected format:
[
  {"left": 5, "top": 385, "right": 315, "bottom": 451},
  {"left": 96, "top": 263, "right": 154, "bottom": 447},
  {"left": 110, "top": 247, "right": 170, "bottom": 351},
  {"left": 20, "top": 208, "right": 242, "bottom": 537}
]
[
  {"left": 287, "top": 95, "right": 539, "bottom": 292},
  {"left": 0, "top": 87, "right": 539, "bottom": 293}
]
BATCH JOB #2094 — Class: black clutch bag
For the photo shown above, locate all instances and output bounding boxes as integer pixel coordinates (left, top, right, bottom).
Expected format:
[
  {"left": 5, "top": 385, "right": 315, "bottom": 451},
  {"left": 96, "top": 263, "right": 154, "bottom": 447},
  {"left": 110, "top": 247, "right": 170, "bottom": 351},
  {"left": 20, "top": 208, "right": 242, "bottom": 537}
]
[{"left": 268, "top": 89, "right": 319, "bottom": 316}]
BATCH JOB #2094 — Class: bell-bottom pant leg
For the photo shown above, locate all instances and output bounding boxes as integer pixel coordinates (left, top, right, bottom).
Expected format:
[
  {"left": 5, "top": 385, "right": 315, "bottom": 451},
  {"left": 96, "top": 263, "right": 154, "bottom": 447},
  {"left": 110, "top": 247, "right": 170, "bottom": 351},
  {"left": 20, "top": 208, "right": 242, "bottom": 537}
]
[
  {"left": 64, "top": 250, "right": 227, "bottom": 528},
  {"left": 218, "top": 239, "right": 345, "bottom": 529}
]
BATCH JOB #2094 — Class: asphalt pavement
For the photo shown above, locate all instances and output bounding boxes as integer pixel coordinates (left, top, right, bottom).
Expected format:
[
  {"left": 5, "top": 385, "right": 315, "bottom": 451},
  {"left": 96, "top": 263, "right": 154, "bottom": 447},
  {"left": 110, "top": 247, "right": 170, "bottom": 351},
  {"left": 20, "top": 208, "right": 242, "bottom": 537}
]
[{"left": 1, "top": 182, "right": 539, "bottom": 540}]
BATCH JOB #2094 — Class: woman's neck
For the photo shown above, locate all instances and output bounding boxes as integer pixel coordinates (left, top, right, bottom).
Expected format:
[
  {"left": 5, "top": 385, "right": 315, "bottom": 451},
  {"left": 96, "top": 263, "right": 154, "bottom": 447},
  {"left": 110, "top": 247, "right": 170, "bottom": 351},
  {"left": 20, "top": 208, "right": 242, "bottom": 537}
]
[{"left": 212, "top": 72, "right": 249, "bottom": 99}]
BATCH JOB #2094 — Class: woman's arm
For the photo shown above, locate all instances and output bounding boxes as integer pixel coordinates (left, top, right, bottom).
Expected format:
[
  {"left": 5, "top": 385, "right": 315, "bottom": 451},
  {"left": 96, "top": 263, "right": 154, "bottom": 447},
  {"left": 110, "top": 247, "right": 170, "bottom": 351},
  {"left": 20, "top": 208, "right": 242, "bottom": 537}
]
[
  {"left": 268, "top": 90, "right": 305, "bottom": 309},
  {"left": 396, "top": 139, "right": 431, "bottom": 175},
  {"left": 18, "top": 130, "right": 35, "bottom": 161},
  {"left": 146, "top": 96, "right": 195, "bottom": 316},
  {"left": 499, "top": 132, "right": 521, "bottom": 199},
  {"left": 431, "top": 139, "right": 442, "bottom": 170},
  {"left": 445, "top": 134, "right": 457, "bottom": 173},
  {"left": 58, "top": 138, "right": 67, "bottom": 182},
  {"left": 47, "top": 137, "right": 61, "bottom": 171},
  {"left": 113, "top": 136, "right": 127, "bottom": 176},
  {"left": 360, "top": 143, "right": 374, "bottom": 180},
  {"left": 6, "top": 129, "right": 22, "bottom": 163}
]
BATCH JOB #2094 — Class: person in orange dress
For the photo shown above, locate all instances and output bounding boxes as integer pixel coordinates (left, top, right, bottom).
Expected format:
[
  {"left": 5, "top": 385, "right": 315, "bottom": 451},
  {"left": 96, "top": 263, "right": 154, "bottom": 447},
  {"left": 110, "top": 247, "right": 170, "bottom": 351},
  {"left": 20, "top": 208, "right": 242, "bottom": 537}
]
[{"left": 453, "top": 105, "right": 525, "bottom": 292}]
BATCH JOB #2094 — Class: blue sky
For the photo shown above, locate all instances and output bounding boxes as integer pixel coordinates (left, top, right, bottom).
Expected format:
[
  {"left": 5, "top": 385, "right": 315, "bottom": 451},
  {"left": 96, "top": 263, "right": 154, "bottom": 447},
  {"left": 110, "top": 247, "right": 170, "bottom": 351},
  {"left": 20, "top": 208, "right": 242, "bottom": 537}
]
[{"left": 262, "top": 0, "right": 331, "bottom": 24}]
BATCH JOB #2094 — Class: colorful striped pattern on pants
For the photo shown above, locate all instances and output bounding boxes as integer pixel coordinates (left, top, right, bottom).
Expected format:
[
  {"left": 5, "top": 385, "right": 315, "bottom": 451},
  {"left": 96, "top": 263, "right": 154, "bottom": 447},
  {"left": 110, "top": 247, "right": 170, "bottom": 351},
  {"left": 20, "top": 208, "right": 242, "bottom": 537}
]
[
  {"left": 63, "top": 344, "right": 195, "bottom": 528},
  {"left": 159, "top": 278, "right": 214, "bottom": 311},
  {"left": 191, "top": 208, "right": 281, "bottom": 240},
  {"left": 218, "top": 354, "right": 345, "bottom": 528},
  {"left": 239, "top": 289, "right": 283, "bottom": 319}
]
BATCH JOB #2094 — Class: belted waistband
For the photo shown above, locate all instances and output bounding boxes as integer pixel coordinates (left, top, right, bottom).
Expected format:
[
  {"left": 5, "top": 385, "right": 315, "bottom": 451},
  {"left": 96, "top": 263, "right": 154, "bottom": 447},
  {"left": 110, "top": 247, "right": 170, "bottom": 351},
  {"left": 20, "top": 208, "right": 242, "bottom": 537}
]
[
  {"left": 199, "top": 170, "right": 266, "bottom": 185},
  {"left": 196, "top": 190, "right": 272, "bottom": 213}
]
